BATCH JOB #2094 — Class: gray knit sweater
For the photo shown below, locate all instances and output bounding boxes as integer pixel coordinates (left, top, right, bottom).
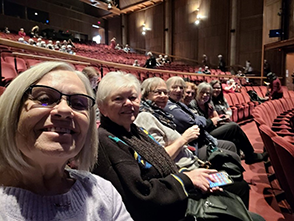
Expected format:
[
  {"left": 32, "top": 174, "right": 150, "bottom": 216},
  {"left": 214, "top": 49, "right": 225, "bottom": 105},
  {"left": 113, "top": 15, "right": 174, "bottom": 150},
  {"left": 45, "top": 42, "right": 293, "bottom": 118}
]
[{"left": 0, "top": 169, "right": 132, "bottom": 221}]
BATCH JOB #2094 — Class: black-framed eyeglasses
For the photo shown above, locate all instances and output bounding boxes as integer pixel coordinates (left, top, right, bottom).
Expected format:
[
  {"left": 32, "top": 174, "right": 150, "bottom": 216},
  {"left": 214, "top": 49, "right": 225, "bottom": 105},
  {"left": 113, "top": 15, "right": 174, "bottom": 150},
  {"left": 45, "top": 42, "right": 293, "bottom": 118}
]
[{"left": 26, "top": 85, "right": 95, "bottom": 111}]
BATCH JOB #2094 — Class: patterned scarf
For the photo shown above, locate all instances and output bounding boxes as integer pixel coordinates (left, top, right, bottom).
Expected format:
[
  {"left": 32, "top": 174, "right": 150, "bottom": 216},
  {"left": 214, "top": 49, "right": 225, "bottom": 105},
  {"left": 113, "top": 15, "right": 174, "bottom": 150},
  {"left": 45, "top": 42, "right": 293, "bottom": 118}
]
[
  {"left": 100, "top": 115, "right": 178, "bottom": 177},
  {"left": 139, "top": 99, "right": 177, "bottom": 130}
]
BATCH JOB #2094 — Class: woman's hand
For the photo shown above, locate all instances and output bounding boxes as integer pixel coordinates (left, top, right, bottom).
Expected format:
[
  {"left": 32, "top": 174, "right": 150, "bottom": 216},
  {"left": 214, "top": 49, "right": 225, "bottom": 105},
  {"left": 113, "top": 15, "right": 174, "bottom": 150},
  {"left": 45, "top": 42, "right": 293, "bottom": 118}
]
[
  {"left": 184, "top": 168, "right": 221, "bottom": 193},
  {"left": 182, "top": 125, "right": 200, "bottom": 143},
  {"left": 210, "top": 117, "right": 219, "bottom": 126}
]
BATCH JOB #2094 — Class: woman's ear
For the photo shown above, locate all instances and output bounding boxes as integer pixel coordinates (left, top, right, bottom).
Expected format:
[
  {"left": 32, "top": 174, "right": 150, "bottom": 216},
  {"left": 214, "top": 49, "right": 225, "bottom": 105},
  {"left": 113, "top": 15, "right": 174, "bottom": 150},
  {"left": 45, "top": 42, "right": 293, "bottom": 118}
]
[{"left": 98, "top": 105, "right": 108, "bottom": 117}]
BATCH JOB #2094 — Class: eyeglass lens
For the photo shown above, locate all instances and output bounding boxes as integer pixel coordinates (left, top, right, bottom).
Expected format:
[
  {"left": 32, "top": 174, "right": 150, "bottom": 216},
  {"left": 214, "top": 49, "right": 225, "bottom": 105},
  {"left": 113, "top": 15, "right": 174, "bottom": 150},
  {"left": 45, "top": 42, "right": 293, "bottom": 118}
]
[{"left": 29, "top": 85, "right": 94, "bottom": 111}]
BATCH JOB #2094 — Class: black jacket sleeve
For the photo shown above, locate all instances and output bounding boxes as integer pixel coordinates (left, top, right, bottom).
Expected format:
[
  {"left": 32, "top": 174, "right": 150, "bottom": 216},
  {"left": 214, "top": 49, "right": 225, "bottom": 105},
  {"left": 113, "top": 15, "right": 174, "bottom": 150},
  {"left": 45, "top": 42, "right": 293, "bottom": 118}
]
[{"left": 92, "top": 128, "right": 194, "bottom": 221}]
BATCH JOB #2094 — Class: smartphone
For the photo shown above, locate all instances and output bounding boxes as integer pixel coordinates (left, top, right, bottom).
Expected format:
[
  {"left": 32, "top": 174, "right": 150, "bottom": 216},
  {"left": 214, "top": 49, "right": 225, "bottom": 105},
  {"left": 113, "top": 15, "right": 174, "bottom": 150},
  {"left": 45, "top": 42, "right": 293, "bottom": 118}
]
[{"left": 208, "top": 171, "right": 234, "bottom": 188}]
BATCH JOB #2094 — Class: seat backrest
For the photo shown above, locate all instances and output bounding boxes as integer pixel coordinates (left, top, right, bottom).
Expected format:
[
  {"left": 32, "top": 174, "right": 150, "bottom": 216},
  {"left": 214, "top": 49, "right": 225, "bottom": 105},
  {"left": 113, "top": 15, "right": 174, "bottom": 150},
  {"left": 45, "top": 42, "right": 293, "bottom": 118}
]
[
  {"left": 1, "top": 61, "right": 18, "bottom": 82},
  {"left": 271, "top": 136, "right": 294, "bottom": 210}
]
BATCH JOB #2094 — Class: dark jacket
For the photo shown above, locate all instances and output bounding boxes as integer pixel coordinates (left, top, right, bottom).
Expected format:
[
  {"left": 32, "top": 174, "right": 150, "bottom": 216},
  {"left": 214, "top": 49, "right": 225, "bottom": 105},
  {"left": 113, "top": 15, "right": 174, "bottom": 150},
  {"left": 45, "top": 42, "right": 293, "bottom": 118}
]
[{"left": 92, "top": 116, "right": 194, "bottom": 221}]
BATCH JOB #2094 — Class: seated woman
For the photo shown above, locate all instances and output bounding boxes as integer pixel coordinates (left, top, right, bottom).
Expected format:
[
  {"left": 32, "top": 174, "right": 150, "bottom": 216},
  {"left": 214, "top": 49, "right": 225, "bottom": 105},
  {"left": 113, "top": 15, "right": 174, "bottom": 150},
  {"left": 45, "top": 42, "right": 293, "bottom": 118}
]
[
  {"left": 222, "top": 79, "right": 240, "bottom": 93},
  {"left": 210, "top": 80, "right": 233, "bottom": 119},
  {"left": 182, "top": 81, "right": 197, "bottom": 107},
  {"left": 135, "top": 77, "right": 240, "bottom": 164},
  {"left": 0, "top": 62, "right": 132, "bottom": 220},
  {"left": 164, "top": 77, "right": 266, "bottom": 165},
  {"left": 189, "top": 81, "right": 267, "bottom": 165},
  {"left": 91, "top": 72, "right": 265, "bottom": 221}
]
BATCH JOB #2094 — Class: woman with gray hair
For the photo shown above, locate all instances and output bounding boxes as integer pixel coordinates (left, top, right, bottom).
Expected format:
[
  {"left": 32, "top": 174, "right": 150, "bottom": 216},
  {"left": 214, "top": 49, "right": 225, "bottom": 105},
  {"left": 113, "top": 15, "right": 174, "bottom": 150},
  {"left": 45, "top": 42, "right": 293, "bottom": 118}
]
[
  {"left": 0, "top": 61, "right": 132, "bottom": 220},
  {"left": 91, "top": 71, "right": 232, "bottom": 221},
  {"left": 177, "top": 80, "right": 267, "bottom": 165}
]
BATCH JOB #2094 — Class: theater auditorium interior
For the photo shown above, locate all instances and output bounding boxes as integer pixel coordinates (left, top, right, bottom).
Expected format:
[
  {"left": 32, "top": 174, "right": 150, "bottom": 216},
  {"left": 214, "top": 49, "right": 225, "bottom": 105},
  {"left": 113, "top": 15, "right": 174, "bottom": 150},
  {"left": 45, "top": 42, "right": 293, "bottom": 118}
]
[{"left": 0, "top": 0, "right": 294, "bottom": 220}]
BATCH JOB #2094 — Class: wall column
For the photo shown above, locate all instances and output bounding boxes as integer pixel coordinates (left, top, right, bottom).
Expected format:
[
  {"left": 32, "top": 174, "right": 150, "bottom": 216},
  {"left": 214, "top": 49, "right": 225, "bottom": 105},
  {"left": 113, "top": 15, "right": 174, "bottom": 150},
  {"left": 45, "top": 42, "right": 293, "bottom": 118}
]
[
  {"left": 122, "top": 14, "right": 128, "bottom": 45},
  {"left": 229, "top": 0, "right": 237, "bottom": 66},
  {"left": 164, "top": 0, "right": 173, "bottom": 55}
]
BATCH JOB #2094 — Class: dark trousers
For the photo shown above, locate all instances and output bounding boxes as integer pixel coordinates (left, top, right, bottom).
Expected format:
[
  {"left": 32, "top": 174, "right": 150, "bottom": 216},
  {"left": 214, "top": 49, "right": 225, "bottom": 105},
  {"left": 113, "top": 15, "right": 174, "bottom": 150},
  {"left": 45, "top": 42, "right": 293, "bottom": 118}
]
[{"left": 208, "top": 122, "right": 255, "bottom": 158}]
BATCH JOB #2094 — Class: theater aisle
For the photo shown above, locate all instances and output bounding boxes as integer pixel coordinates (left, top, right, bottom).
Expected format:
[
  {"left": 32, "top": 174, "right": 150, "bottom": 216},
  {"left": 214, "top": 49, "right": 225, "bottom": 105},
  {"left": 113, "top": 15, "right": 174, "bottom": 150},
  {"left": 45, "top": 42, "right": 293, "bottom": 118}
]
[{"left": 240, "top": 121, "right": 294, "bottom": 221}]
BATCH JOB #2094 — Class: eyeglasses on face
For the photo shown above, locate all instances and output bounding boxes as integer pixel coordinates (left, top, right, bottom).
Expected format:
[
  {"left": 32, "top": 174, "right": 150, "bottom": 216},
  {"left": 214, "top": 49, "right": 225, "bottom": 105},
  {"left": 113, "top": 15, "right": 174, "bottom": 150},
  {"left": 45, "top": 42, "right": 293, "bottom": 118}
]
[
  {"left": 26, "top": 85, "right": 95, "bottom": 111},
  {"left": 151, "top": 90, "right": 168, "bottom": 96}
]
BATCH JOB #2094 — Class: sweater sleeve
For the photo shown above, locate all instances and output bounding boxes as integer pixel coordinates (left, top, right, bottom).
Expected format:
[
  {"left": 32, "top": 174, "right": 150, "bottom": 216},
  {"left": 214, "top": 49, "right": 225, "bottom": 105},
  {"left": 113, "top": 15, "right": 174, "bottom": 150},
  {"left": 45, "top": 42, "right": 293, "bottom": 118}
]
[{"left": 92, "top": 128, "right": 194, "bottom": 221}]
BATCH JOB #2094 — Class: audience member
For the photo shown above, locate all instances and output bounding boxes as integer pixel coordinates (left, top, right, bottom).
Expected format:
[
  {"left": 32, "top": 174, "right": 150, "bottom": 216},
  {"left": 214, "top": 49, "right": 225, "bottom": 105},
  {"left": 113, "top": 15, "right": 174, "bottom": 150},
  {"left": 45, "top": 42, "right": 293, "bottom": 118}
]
[
  {"left": 202, "top": 54, "right": 210, "bottom": 67},
  {"left": 196, "top": 67, "right": 203, "bottom": 74},
  {"left": 62, "top": 40, "right": 68, "bottom": 46},
  {"left": 115, "top": 43, "right": 121, "bottom": 50},
  {"left": 82, "top": 66, "right": 100, "bottom": 121},
  {"left": 36, "top": 38, "right": 42, "bottom": 47},
  {"left": 82, "top": 66, "right": 100, "bottom": 93},
  {"left": 59, "top": 45, "right": 67, "bottom": 52},
  {"left": 203, "top": 66, "right": 211, "bottom": 74},
  {"left": 67, "top": 39, "right": 75, "bottom": 48},
  {"left": 92, "top": 72, "right": 263, "bottom": 221},
  {"left": 123, "top": 44, "right": 130, "bottom": 53},
  {"left": 217, "top": 54, "right": 226, "bottom": 72},
  {"left": 143, "top": 51, "right": 156, "bottom": 69},
  {"left": 189, "top": 81, "right": 267, "bottom": 164},
  {"left": 3, "top": 27, "right": 10, "bottom": 34},
  {"left": 54, "top": 40, "right": 61, "bottom": 49},
  {"left": 182, "top": 82, "right": 197, "bottom": 107},
  {"left": 266, "top": 72, "right": 283, "bottom": 100},
  {"left": 46, "top": 40, "right": 54, "bottom": 50},
  {"left": 18, "top": 37, "right": 28, "bottom": 44},
  {"left": 156, "top": 54, "right": 164, "bottom": 66},
  {"left": 136, "top": 77, "right": 241, "bottom": 165},
  {"left": 40, "top": 41, "right": 47, "bottom": 48},
  {"left": 0, "top": 61, "right": 132, "bottom": 220},
  {"left": 263, "top": 59, "right": 271, "bottom": 75},
  {"left": 28, "top": 38, "right": 36, "bottom": 46},
  {"left": 110, "top": 37, "right": 116, "bottom": 49},
  {"left": 67, "top": 45, "right": 75, "bottom": 54},
  {"left": 222, "top": 79, "right": 240, "bottom": 93},
  {"left": 163, "top": 54, "right": 171, "bottom": 64},
  {"left": 210, "top": 80, "right": 232, "bottom": 119},
  {"left": 30, "top": 25, "right": 39, "bottom": 38},
  {"left": 18, "top": 28, "right": 26, "bottom": 37},
  {"left": 132, "top": 59, "right": 140, "bottom": 67},
  {"left": 244, "top": 60, "right": 253, "bottom": 74}
]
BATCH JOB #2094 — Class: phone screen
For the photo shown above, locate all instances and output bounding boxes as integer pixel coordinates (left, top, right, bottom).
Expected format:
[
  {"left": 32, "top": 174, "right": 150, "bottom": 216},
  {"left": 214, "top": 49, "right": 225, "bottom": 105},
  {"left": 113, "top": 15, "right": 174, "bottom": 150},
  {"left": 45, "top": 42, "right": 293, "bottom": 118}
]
[{"left": 208, "top": 171, "right": 233, "bottom": 188}]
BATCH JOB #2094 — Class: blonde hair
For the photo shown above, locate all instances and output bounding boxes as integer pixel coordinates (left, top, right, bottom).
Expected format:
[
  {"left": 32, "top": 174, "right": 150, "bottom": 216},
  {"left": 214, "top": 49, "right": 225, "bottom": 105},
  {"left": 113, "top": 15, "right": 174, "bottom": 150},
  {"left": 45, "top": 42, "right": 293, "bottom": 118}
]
[{"left": 0, "top": 61, "right": 98, "bottom": 173}]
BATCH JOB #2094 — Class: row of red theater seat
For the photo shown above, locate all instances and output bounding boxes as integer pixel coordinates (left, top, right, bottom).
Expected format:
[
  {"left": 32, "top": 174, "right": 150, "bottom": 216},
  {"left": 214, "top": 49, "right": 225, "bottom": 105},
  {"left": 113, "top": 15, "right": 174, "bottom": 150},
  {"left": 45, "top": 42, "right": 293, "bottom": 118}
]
[{"left": 252, "top": 97, "right": 294, "bottom": 211}]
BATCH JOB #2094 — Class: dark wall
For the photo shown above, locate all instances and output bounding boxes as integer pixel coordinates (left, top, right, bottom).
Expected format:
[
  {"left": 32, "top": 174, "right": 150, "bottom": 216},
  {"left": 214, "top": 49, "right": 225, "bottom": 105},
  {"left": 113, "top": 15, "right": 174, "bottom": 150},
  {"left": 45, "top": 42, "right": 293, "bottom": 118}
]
[{"left": 0, "top": 0, "right": 104, "bottom": 41}]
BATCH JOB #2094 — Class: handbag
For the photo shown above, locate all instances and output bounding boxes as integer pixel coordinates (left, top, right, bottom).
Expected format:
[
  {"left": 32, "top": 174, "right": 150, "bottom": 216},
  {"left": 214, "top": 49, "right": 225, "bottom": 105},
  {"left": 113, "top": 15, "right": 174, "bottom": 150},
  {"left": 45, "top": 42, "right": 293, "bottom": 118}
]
[
  {"left": 185, "top": 190, "right": 253, "bottom": 221},
  {"left": 200, "top": 137, "right": 245, "bottom": 181}
]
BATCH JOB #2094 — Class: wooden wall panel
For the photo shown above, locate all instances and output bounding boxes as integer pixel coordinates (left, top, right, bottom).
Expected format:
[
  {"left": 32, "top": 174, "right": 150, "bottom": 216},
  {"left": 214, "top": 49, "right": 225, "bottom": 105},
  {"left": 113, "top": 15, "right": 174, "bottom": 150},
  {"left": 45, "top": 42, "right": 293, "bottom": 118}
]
[
  {"left": 127, "top": 11, "right": 146, "bottom": 50},
  {"left": 108, "top": 17, "right": 122, "bottom": 45},
  {"left": 263, "top": 0, "right": 281, "bottom": 45},
  {"left": 237, "top": 0, "right": 263, "bottom": 72}
]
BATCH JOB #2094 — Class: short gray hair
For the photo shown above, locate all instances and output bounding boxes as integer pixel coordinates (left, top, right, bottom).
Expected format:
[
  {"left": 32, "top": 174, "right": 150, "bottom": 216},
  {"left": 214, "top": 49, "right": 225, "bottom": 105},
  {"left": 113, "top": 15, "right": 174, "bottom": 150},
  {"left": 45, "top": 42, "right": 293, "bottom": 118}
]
[
  {"left": 0, "top": 61, "right": 98, "bottom": 173},
  {"left": 97, "top": 71, "right": 141, "bottom": 107},
  {"left": 196, "top": 82, "right": 213, "bottom": 103},
  {"left": 141, "top": 77, "right": 165, "bottom": 99}
]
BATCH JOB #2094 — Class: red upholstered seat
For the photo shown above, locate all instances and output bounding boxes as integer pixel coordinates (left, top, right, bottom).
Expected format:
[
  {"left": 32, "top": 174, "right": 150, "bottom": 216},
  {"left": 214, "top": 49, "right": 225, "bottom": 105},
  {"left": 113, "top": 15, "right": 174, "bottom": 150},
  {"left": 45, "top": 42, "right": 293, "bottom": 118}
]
[{"left": 272, "top": 136, "right": 294, "bottom": 210}]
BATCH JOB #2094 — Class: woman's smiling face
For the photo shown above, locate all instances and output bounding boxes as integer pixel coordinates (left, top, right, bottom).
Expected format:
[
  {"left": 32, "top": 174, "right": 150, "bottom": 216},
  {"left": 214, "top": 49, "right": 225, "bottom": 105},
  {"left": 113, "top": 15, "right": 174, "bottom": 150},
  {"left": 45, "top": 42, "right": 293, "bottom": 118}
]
[
  {"left": 147, "top": 82, "right": 169, "bottom": 109},
  {"left": 16, "top": 70, "right": 90, "bottom": 166}
]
